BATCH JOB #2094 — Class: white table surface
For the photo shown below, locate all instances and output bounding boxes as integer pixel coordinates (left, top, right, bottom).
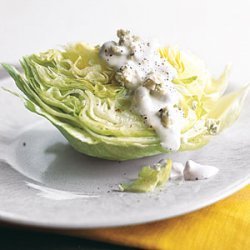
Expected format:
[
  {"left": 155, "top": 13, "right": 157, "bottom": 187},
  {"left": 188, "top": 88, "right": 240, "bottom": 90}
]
[{"left": 0, "top": 0, "right": 250, "bottom": 84}]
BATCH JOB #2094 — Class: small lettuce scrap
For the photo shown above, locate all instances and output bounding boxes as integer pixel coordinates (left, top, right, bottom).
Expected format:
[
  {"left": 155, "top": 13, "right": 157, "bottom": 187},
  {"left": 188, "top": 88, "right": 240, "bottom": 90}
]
[
  {"left": 1, "top": 43, "right": 249, "bottom": 160},
  {"left": 119, "top": 159, "right": 172, "bottom": 192}
]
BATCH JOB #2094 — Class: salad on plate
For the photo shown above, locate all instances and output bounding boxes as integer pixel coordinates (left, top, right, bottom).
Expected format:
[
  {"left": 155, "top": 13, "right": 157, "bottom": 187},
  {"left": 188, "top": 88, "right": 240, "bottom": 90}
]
[{"left": 2, "top": 29, "right": 249, "bottom": 192}]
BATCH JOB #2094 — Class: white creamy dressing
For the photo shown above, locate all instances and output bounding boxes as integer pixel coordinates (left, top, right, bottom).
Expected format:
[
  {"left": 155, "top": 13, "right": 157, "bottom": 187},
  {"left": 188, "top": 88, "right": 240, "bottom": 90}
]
[
  {"left": 170, "top": 162, "right": 185, "bottom": 179},
  {"left": 169, "top": 160, "right": 218, "bottom": 181},
  {"left": 99, "top": 30, "right": 182, "bottom": 151},
  {"left": 183, "top": 160, "right": 219, "bottom": 181}
]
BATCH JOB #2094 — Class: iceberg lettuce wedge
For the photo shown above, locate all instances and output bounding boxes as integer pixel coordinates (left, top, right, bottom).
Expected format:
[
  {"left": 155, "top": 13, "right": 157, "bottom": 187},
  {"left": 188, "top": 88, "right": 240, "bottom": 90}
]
[{"left": 2, "top": 43, "right": 249, "bottom": 160}]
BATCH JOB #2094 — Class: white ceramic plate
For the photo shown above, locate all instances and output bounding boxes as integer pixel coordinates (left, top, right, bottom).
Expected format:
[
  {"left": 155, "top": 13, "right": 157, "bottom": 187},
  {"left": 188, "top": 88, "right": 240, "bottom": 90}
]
[{"left": 0, "top": 74, "right": 249, "bottom": 229}]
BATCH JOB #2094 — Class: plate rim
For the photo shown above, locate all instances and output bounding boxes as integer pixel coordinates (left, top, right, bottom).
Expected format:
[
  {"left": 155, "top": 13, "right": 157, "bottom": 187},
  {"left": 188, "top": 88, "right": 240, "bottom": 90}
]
[{"left": 0, "top": 178, "right": 248, "bottom": 229}]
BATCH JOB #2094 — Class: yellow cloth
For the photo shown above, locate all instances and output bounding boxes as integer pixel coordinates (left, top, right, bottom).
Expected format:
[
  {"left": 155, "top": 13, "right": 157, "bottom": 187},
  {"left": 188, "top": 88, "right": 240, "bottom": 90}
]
[{"left": 67, "top": 185, "right": 250, "bottom": 250}]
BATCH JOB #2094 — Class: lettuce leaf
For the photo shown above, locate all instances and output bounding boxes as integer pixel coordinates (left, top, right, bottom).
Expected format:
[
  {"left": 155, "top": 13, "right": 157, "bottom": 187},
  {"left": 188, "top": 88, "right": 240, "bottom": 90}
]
[{"left": 119, "top": 159, "right": 172, "bottom": 192}]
